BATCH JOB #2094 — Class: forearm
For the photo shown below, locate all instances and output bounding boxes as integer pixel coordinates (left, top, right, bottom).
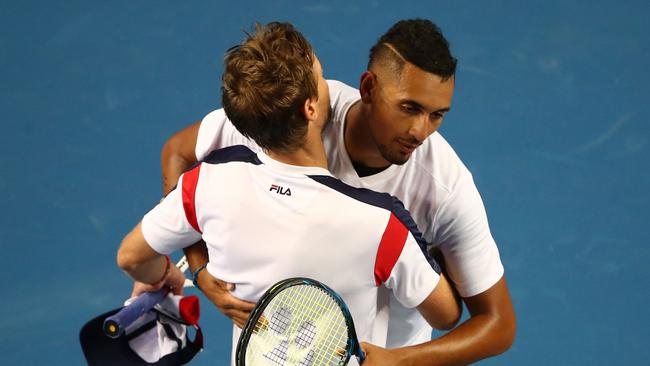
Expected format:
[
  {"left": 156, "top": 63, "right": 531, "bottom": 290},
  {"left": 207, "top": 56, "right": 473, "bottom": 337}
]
[
  {"left": 402, "top": 312, "right": 515, "bottom": 366},
  {"left": 160, "top": 121, "right": 206, "bottom": 272},
  {"left": 405, "top": 277, "right": 516, "bottom": 365},
  {"left": 417, "top": 275, "right": 462, "bottom": 331},
  {"left": 117, "top": 224, "right": 169, "bottom": 284},
  {"left": 123, "top": 255, "right": 169, "bottom": 285},
  {"left": 183, "top": 240, "right": 209, "bottom": 273}
]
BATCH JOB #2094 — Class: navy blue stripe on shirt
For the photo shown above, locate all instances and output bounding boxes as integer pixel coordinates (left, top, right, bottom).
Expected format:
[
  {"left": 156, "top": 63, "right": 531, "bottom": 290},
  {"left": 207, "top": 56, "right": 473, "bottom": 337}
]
[
  {"left": 307, "top": 174, "right": 441, "bottom": 274},
  {"left": 165, "top": 145, "right": 261, "bottom": 197},
  {"left": 202, "top": 145, "right": 262, "bottom": 165}
]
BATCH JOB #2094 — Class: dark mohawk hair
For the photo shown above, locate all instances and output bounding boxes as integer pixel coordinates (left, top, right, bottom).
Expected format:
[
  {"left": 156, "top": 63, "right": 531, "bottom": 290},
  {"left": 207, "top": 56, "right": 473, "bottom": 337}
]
[{"left": 368, "top": 19, "right": 457, "bottom": 81}]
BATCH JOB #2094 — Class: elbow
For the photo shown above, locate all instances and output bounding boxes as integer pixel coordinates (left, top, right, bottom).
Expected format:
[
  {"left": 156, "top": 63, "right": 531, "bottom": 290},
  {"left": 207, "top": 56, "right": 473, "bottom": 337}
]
[
  {"left": 161, "top": 125, "right": 196, "bottom": 167},
  {"left": 161, "top": 134, "right": 176, "bottom": 156},
  {"left": 489, "top": 310, "right": 517, "bottom": 356},
  {"left": 498, "top": 312, "right": 517, "bottom": 354},
  {"left": 116, "top": 223, "right": 157, "bottom": 281},
  {"left": 116, "top": 242, "right": 138, "bottom": 274}
]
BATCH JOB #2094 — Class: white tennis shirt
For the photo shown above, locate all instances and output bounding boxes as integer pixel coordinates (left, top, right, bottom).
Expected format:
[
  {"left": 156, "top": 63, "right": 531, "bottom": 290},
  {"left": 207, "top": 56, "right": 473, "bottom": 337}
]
[
  {"left": 194, "top": 80, "right": 505, "bottom": 347},
  {"left": 141, "top": 146, "right": 442, "bottom": 363}
]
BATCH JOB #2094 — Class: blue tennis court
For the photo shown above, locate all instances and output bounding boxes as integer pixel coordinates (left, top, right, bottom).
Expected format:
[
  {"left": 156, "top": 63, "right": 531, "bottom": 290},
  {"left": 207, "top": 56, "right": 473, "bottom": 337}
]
[{"left": 1, "top": 1, "right": 648, "bottom": 364}]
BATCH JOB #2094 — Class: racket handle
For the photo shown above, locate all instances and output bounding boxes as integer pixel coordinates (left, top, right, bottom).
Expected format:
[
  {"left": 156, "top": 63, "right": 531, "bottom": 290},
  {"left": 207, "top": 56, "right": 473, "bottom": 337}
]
[{"left": 103, "top": 289, "right": 168, "bottom": 338}]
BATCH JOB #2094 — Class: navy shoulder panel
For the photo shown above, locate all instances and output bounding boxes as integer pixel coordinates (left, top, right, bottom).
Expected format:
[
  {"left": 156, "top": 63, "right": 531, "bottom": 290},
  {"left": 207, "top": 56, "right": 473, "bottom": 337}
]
[
  {"left": 164, "top": 146, "right": 261, "bottom": 198},
  {"left": 202, "top": 145, "right": 262, "bottom": 165},
  {"left": 307, "top": 174, "right": 440, "bottom": 273}
]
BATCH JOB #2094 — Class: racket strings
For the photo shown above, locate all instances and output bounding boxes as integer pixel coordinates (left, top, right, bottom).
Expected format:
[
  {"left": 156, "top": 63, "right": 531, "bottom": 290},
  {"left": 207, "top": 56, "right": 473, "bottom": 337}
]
[
  {"left": 246, "top": 284, "right": 351, "bottom": 365},
  {"left": 264, "top": 340, "right": 289, "bottom": 365},
  {"left": 297, "top": 349, "right": 315, "bottom": 366},
  {"left": 279, "top": 286, "right": 341, "bottom": 365},
  {"left": 311, "top": 295, "right": 348, "bottom": 365},
  {"left": 300, "top": 286, "right": 341, "bottom": 364},
  {"left": 294, "top": 320, "right": 316, "bottom": 348},
  {"left": 287, "top": 286, "right": 348, "bottom": 365},
  {"left": 270, "top": 307, "right": 292, "bottom": 335}
]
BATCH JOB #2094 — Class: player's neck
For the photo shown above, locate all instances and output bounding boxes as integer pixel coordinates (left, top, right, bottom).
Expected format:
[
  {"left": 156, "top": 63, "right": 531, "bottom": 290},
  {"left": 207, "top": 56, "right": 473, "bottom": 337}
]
[
  {"left": 345, "top": 102, "right": 391, "bottom": 169},
  {"left": 267, "top": 127, "right": 328, "bottom": 169}
]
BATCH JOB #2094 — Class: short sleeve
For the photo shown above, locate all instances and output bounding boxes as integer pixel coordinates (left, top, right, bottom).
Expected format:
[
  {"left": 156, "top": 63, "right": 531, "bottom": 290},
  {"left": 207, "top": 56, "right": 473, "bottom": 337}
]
[
  {"left": 141, "top": 174, "right": 203, "bottom": 255},
  {"left": 384, "top": 233, "right": 440, "bottom": 309},
  {"left": 434, "top": 174, "right": 504, "bottom": 297},
  {"left": 195, "top": 109, "right": 261, "bottom": 160}
]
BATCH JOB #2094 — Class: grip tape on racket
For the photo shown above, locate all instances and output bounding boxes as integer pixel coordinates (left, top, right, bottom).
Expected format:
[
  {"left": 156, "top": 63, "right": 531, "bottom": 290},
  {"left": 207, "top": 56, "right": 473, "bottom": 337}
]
[{"left": 103, "top": 289, "right": 167, "bottom": 338}]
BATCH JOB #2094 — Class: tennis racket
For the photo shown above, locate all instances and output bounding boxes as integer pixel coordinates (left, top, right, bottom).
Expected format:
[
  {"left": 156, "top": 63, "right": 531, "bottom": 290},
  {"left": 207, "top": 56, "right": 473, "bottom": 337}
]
[
  {"left": 236, "top": 277, "right": 365, "bottom": 366},
  {"left": 103, "top": 256, "right": 193, "bottom": 338}
]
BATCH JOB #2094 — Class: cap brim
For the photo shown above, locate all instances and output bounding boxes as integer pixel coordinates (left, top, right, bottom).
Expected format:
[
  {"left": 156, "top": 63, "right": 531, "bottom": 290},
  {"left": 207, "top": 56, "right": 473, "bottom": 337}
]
[{"left": 79, "top": 308, "right": 150, "bottom": 366}]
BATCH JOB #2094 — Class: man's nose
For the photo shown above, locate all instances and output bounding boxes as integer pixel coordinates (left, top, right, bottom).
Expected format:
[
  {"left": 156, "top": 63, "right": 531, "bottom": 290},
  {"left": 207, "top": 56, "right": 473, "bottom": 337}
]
[{"left": 408, "top": 115, "right": 430, "bottom": 143}]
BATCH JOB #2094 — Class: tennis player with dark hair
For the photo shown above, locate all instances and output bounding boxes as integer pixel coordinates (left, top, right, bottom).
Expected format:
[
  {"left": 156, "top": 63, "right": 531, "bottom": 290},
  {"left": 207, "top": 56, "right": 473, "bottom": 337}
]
[
  {"left": 162, "top": 18, "right": 516, "bottom": 364},
  {"left": 117, "top": 22, "right": 460, "bottom": 365}
]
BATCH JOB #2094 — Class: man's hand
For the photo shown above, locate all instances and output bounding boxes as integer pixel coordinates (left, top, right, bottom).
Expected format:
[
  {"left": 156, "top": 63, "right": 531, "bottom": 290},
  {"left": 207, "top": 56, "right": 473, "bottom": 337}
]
[
  {"left": 360, "top": 342, "right": 409, "bottom": 366},
  {"left": 195, "top": 268, "right": 255, "bottom": 328}
]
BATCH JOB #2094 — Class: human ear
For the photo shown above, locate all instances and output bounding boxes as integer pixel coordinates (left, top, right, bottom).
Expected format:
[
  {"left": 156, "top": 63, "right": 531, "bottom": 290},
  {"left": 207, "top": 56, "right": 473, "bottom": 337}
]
[
  {"left": 359, "top": 71, "right": 376, "bottom": 104},
  {"left": 301, "top": 97, "right": 317, "bottom": 121}
]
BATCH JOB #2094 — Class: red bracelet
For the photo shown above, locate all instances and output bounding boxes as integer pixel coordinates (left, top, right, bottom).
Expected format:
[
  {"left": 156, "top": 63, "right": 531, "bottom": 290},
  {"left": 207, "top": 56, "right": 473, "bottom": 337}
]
[{"left": 151, "top": 256, "right": 171, "bottom": 287}]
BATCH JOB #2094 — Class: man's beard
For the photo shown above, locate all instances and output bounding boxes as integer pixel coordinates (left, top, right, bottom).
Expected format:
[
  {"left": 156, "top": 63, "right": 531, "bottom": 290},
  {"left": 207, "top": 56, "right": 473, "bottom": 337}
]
[{"left": 377, "top": 142, "right": 411, "bottom": 165}]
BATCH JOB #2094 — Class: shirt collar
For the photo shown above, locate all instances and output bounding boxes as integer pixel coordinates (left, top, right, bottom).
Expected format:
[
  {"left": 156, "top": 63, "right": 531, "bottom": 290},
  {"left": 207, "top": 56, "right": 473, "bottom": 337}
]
[{"left": 256, "top": 151, "right": 333, "bottom": 177}]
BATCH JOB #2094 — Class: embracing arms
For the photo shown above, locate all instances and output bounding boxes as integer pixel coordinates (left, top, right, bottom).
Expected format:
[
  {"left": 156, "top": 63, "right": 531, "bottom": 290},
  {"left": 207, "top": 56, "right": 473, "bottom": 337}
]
[
  {"left": 362, "top": 276, "right": 516, "bottom": 365},
  {"left": 160, "top": 117, "right": 516, "bottom": 364}
]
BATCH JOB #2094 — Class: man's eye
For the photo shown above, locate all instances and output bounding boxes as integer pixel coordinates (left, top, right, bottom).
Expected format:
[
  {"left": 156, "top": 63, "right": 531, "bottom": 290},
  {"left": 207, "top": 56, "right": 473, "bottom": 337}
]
[
  {"left": 431, "top": 113, "right": 445, "bottom": 121},
  {"left": 401, "top": 105, "right": 417, "bottom": 113}
]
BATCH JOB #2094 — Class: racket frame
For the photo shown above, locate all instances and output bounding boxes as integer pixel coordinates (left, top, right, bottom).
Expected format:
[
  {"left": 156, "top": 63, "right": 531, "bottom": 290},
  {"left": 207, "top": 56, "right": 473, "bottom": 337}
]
[{"left": 235, "top": 277, "right": 364, "bottom": 366}]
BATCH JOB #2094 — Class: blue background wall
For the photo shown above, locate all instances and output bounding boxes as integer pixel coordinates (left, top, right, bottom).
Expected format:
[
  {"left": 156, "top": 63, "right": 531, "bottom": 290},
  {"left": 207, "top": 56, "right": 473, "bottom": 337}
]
[{"left": 1, "top": 1, "right": 648, "bottom": 364}]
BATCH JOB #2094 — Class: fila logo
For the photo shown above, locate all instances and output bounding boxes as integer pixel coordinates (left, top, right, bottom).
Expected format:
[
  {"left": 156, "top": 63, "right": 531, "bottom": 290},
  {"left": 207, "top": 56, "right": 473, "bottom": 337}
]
[{"left": 270, "top": 184, "right": 292, "bottom": 196}]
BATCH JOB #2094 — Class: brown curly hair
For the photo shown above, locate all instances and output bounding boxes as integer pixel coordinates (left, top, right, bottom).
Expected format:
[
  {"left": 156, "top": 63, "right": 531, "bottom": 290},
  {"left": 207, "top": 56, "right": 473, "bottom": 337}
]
[{"left": 221, "top": 22, "right": 317, "bottom": 152}]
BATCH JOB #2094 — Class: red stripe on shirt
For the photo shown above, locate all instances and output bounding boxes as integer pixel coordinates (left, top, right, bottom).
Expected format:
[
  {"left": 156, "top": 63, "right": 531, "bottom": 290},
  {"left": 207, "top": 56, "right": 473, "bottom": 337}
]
[
  {"left": 374, "top": 213, "right": 408, "bottom": 286},
  {"left": 182, "top": 164, "right": 202, "bottom": 233}
]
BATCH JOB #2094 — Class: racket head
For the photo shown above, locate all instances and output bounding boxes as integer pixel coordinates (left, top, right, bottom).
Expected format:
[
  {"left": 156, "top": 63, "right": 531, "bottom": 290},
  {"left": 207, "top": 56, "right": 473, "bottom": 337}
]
[{"left": 236, "top": 277, "right": 363, "bottom": 366}]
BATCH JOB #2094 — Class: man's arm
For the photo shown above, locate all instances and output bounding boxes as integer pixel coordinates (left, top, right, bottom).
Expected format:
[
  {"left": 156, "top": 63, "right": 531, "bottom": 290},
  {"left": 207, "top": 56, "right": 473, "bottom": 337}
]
[
  {"left": 381, "top": 227, "right": 463, "bottom": 333},
  {"left": 415, "top": 274, "right": 461, "bottom": 331},
  {"left": 161, "top": 120, "right": 255, "bottom": 326},
  {"left": 160, "top": 120, "right": 205, "bottom": 286},
  {"left": 362, "top": 276, "right": 516, "bottom": 365},
  {"left": 161, "top": 121, "right": 201, "bottom": 194},
  {"left": 413, "top": 154, "right": 515, "bottom": 363},
  {"left": 117, "top": 223, "right": 186, "bottom": 295}
]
